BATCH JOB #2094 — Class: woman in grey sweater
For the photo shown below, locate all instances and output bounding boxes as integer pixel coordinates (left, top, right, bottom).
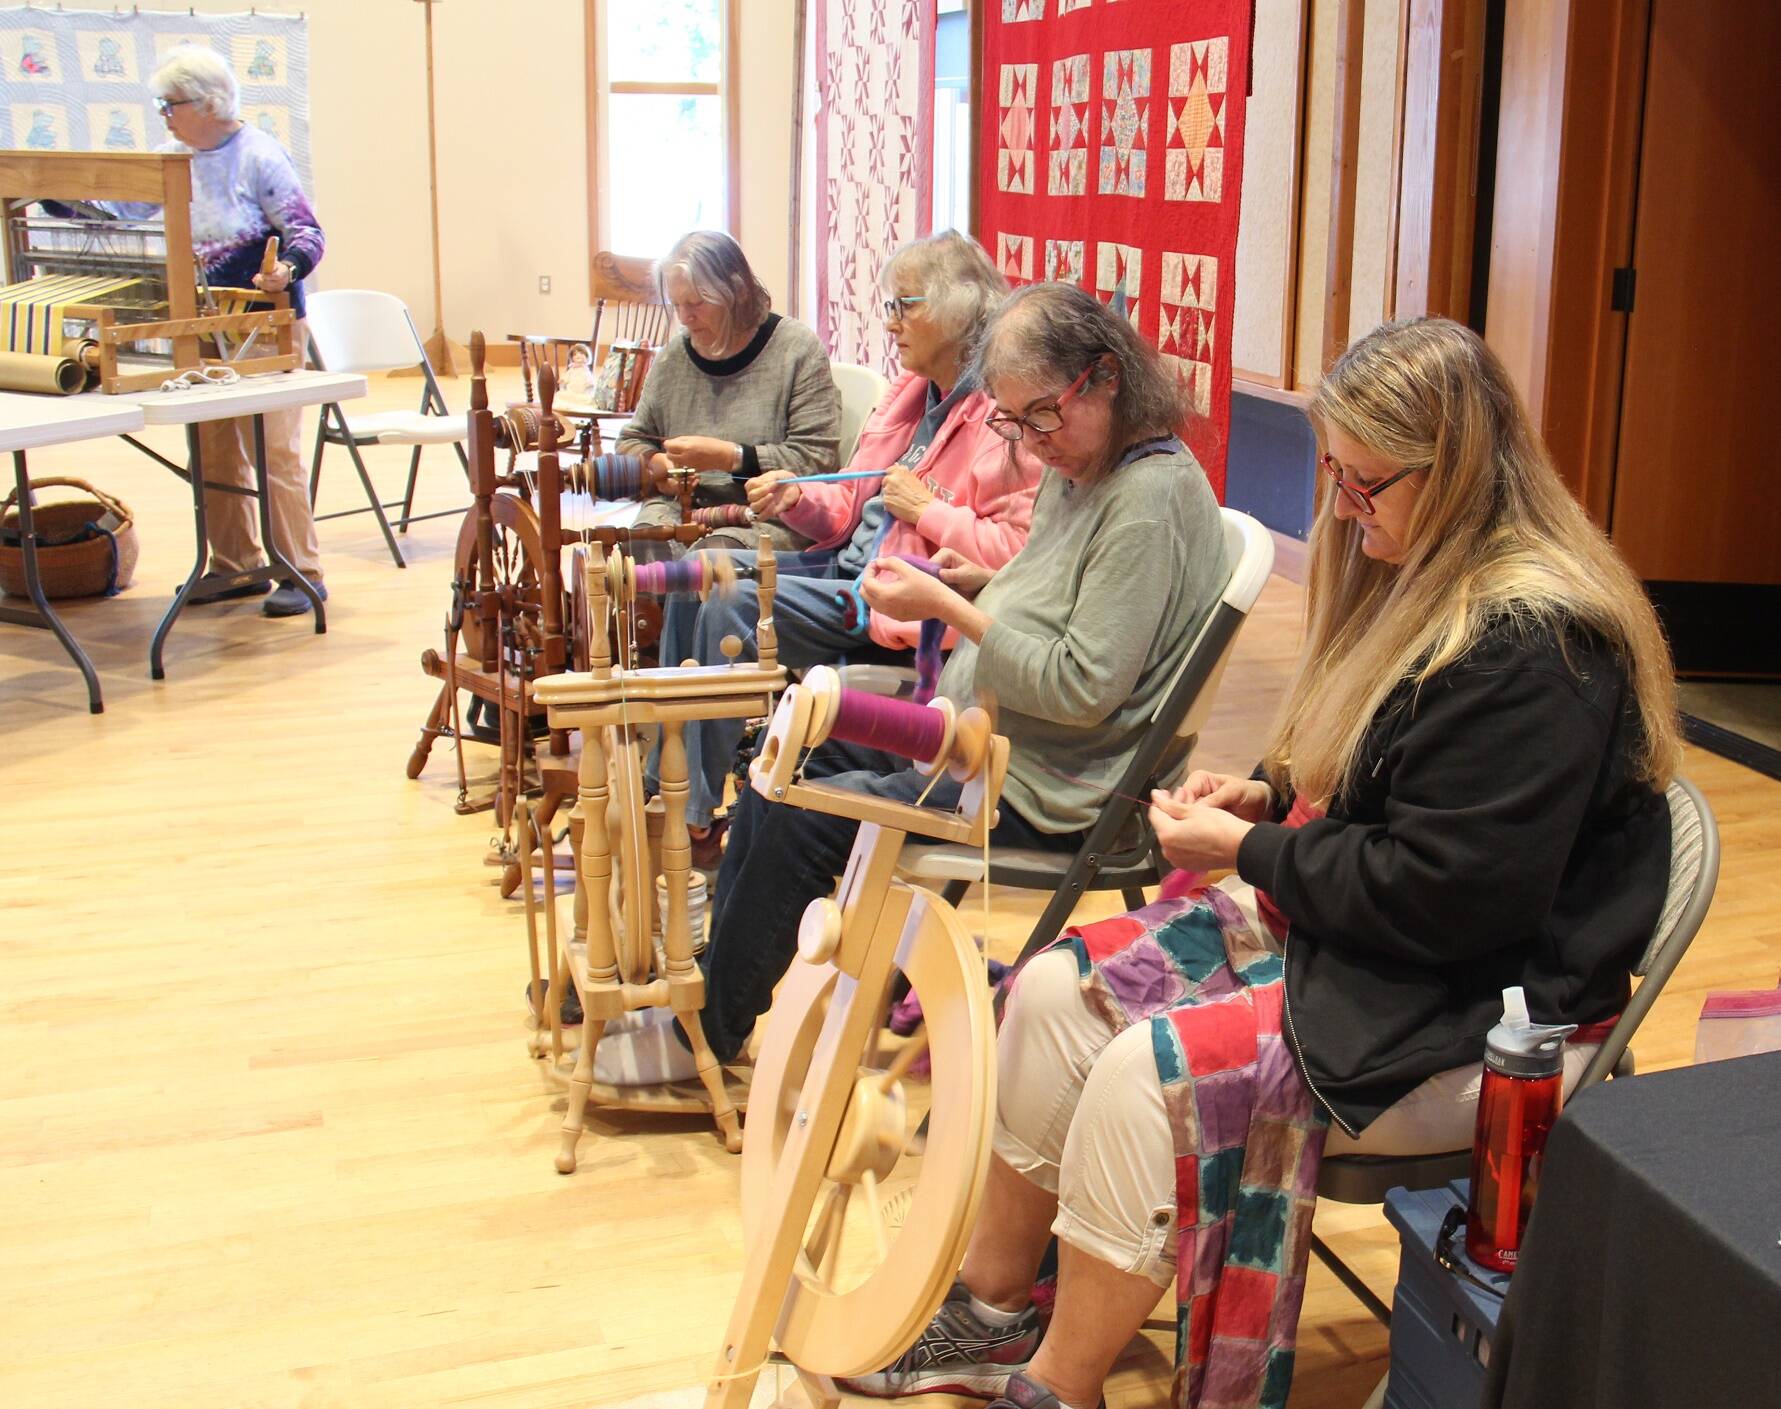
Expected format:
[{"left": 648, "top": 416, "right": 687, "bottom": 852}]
[
  {"left": 590, "top": 282, "right": 1226, "bottom": 1084},
  {"left": 616, "top": 230, "right": 840, "bottom": 551}
]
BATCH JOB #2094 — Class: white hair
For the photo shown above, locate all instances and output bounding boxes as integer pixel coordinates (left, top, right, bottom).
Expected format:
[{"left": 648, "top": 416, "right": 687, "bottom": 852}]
[
  {"left": 152, "top": 46, "right": 239, "bottom": 122},
  {"left": 880, "top": 230, "right": 1008, "bottom": 352}
]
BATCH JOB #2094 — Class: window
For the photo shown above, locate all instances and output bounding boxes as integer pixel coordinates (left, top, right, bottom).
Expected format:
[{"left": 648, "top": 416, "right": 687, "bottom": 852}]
[
  {"left": 587, "top": 0, "right": 739, "bottom": 269},
  {"left": 932, "top": 1, "right": 972, "bottom": 234}
]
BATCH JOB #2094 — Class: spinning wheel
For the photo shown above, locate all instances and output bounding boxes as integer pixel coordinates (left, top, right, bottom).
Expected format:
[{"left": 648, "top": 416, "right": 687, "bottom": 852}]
[
  {"left": 703, "top": 670, "right": 1011, "bottom": 1408},
  {"left": 739, "top": 885, "right": 995, "bottom": 1376},
  {"left": 451, "top": 490, "right": 548, "bottom": 667}
]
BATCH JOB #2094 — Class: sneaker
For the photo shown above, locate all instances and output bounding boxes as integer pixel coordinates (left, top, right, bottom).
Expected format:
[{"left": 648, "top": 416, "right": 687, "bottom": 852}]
[
  {"left": 591, "top": 1005, "right": 698, "bottom": 1085},
  {"left": 688, "top": 817, "right": 728, "bottom": 872},
  {"left": 989, "top": 1371, "right": 1099, "bottom": 1409},
  {"left": 836, "top": 1280, "right": 1039, "bottom": 1399},
  {"left": 263, "top": 579, "right": 328, "bottom": 617},
  {"left": 189, "top": 570, "right": 272, "bottom": 601},
  {"left": 526, "top": 977, "right": 583, "bottom": 1028}
]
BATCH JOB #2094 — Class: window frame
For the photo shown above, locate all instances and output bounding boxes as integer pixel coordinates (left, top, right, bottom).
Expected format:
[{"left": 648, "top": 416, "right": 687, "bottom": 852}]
[{"left": 584, "top": 0, "right": 742, "bottom": 299}]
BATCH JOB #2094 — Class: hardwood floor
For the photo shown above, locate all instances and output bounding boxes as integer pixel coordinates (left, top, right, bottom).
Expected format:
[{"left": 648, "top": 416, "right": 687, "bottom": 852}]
[{"left": 2, "top": 370, "right": 1776, "bottom": 1408}]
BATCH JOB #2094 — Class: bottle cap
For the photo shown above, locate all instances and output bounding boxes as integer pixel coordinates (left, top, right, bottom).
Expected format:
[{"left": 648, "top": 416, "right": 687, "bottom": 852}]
[{"left": 1483, "top": 986, "right": 1578, "bottom": 1078}]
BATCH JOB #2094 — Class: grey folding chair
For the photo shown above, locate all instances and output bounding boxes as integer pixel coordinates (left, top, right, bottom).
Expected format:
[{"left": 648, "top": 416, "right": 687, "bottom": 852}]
[
  {"left": 896, "top": 508, "right": 1277, "bottom": 964},
  {"left": 1309, "top": 774, "right": 1722, "bottom": 1326}
]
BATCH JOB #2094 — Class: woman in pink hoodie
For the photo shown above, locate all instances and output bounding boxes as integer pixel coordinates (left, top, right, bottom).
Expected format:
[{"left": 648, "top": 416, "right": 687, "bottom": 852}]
[{"left": 646, "top": 230, "right": 1042, "bottom": 845}]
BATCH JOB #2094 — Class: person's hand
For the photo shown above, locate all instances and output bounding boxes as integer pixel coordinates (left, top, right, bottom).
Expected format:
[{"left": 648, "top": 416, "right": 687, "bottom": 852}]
[
  {"left": 862, "top": 555, "right": 959, "bottom": 623},
  {"left": 1168, "top": 770, "right": 1274, "bottom": 822},
  {"left": 746, "top": 468, "right": 801, "bottom": 517},
  {"left": 931, "top": 547, "right": 993, "bottom": 597},
  {"left": 644, "top": 452, "right": 679, "bottom": 493},
  {"left": 252, "top": 261, "right": 293, "bottom": 294},
  {"left": 1147, "top": 791, "right": 1253, "bottom": 872},
  {"left": 882, "top": 465, "right": 935, "bottom": 523},
  {"left": 663, "top": 435, "right": 740, "bottom": 473}
]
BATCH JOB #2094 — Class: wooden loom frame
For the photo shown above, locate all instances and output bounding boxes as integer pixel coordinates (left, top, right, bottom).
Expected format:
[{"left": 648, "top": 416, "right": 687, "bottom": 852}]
[{"left": 0, "top": 150, "right": 299, "bottom": 392}]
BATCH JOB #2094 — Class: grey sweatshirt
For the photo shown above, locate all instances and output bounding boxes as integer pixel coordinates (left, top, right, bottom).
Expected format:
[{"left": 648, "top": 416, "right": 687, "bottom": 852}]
[
  {"left": 616, "top": 314, "right": 841, "bottom": 503},
  {"left": 937, "top": 446, "right": 1226, "bottom": 834}
]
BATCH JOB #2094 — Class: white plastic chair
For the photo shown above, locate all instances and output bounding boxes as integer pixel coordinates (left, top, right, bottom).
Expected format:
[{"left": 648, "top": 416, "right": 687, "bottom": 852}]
[
  {"left": 305, "top": 289, "right": 470, "bottom": 568},
  {"left": 831, "top": 362, "right": 890, "bottom": 466},
  {"left": 898, "top": 508, "right": 1277, "bottom": 956}
]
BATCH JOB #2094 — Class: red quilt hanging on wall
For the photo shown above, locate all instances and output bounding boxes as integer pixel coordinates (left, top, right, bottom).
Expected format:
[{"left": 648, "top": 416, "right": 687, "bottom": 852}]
[{"left": 978, "top": 0, "right": 1252, "bottom": 498}]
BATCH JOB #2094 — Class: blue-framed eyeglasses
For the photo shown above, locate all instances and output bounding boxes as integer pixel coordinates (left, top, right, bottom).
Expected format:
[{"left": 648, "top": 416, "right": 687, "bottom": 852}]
[{"left": 883, "top": 295, "right": 927, "bottom": 323}]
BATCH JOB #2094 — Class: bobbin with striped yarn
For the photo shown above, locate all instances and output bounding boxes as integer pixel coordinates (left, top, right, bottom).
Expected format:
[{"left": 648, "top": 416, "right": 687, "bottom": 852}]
[{"left": 691, "top": 503, "right": 755, "bottom": 530}]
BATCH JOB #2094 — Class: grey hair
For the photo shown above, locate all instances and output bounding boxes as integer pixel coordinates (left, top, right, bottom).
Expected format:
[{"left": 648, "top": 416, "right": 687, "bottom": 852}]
[
  {"left": 880, "top": 229, "right": 1008, "bottom": 353},
  {"left": 977, "top": 282, "right": 1189, "bottom": 482},
  {"left": 656, "top": 230, "right": 771, "bottom": 341},
  {"left": 152, "top": 45, "right": 239, "bottom": 122}
]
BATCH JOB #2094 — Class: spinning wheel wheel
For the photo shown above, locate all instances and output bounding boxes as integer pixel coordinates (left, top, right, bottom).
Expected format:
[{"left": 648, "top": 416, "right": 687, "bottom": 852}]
[
  {"left": 739, "top": 886, "right": 996, "bottom": 1377},
  {"left": 603, "top": 725, "right": 653, "bottom": 985},
  {"left": 452, "top": 491, "right": 550, "bottom": 666}
]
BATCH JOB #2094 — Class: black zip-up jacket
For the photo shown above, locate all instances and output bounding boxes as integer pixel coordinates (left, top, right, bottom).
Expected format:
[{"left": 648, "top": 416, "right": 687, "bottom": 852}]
[{"left": 1235, "top": 615, "right": 1671, "bottom": 1135}]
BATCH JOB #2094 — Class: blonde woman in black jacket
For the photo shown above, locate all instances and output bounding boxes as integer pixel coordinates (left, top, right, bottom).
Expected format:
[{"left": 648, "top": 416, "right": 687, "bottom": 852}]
[{"left": 844, "top": 317, "right": 1681, "bottom": 1409}]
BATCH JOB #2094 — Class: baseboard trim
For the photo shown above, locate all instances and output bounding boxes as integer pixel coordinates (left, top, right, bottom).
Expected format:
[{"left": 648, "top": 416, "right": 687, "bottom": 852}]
[{"left": 1682, "top": 712, "right": 1781, "bottom": 782}]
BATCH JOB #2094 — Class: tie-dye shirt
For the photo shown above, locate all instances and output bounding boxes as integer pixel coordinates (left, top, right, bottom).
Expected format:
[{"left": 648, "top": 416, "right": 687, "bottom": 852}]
[{"left": 101, "top": 125, "right": 324, "bottom": 316}]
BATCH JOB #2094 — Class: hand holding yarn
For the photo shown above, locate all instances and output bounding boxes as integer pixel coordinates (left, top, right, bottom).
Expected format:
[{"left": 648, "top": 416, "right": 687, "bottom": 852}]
[
  {"left": 644, "top": 452, "right": 679, "bottom": 493},
  {"left": 881, "top": 465, "right": 936, "bottom": 523},
  {"left": 930, "top": 547, "right": 993, "bottom": 597},
  {"left": 862, "top": 555, "right": 959, "bottom": 624},
  {"left": 1147, "top": 790, "right": 1253, "bottom": 872},
  {"left": 746, "top": 468, "right": 800, "bottom": 517},
  {"left": 1169, "top": 770, "right": 1275, "bottom": 823},
  {"left": 663, "top": 435, "right": 740, "bottom": 473}
]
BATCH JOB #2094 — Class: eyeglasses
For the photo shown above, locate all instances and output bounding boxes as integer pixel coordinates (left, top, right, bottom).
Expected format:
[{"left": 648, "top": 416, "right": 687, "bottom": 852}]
[
  {"left": 1320, "top": 451, "right": 1421, "bottom": 517},
  {"left": 1435, "top": 1205, "right": 1507, "bottom": 1300},
  {"left": 883, "top": 295, "right": 927, "bottom": 324},
  {"left": 154, "top": 97, "right": 195, "bottom": 117},
  {"left": 985, "top": 366, "right": 1093, "bottom": 442}
]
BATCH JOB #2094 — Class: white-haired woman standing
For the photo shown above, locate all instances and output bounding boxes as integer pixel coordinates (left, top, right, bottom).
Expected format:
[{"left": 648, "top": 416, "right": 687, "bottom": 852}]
[
  {"left": 617, "top": 230, "right": 839, "bottom": 552},
  {"left": 147, "top": 46, "right": 328, "bottom": 616}
]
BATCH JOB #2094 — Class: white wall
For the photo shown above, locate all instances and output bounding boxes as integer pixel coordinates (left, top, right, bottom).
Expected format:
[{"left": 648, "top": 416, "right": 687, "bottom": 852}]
[{"left": 122, "top": 0, "right": 799, "bottom": 346}]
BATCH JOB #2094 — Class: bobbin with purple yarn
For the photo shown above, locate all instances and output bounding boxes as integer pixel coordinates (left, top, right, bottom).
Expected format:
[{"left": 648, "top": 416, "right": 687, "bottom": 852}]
[
  {"left": 826, "top": 689, "right": 948, "bottom": 763},
  {"left": 631, "top": 556, "right": 713, "bottom": 596},
  {"left": 590, "top": 453, "right": 645, "bottom": 500},
  {"left": 691, "top": 504, "right": 753, "bottom": 530}
]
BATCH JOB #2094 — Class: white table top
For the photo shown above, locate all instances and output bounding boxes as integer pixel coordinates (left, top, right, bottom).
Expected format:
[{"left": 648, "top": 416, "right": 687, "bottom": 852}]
[
  {"left": 0, "top": 392, "right": 145, "bottom": 453},
  {"left": 116, "top": 368, "right": 369, "bottom": 426}
]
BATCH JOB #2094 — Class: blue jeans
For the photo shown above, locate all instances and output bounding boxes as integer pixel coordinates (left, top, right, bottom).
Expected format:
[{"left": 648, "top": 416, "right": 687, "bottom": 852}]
[
  {"left": 645, "top": 550, "right": 911, "bottom": 826},
  {"left": 692, "top": 737, "right": 1085, "bottom": 1062}
]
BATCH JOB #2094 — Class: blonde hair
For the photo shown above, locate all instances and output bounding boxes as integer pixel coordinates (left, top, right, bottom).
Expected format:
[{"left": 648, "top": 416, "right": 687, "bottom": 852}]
[{"left": 1266, "top": 317, "right": 1681, "bottom": 805}]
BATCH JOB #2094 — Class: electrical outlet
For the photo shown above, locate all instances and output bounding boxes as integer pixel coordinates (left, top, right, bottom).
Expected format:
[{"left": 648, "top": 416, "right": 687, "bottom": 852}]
[{"left": 538, "top": 275, "right": 552, "bottom": 294}]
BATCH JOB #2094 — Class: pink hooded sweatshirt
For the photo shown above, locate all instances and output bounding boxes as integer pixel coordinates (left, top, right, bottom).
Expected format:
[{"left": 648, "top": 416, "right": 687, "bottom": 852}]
[{"left": 776, "top": 372, "right": 1042, "bottom": 650}]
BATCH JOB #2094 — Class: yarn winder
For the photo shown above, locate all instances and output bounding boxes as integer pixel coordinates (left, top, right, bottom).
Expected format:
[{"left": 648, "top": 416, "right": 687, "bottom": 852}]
[{"left": 700, "top": 667, "right": 1009, "bottom": 1408}]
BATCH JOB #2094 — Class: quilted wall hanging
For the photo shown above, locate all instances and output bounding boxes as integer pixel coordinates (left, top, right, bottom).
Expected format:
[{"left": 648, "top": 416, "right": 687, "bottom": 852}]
[
  {"left": 979, "top": 0, "right": 1251, "bottom": 498},
  {"left": 814, "top": 0, "right": 935, "bottom": 380},
  {"left": 0, "top": 6, "right": 312, "bottom": 187}
]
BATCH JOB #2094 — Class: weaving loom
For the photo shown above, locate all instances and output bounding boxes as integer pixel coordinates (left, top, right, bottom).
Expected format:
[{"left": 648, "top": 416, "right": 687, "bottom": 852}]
[{"left": 0, "top": 150, "right": 300, "bottom": 394}]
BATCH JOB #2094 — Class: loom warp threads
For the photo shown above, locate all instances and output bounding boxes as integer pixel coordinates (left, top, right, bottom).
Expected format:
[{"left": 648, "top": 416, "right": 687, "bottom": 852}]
[{"left": 826, "top": 689, "right": 948, "bottom": 763}]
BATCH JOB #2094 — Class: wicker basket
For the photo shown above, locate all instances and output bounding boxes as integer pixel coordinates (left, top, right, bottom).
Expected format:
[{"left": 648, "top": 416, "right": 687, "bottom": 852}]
[{"left": 0, "top": 475, "right": 138, "bottom": 599}]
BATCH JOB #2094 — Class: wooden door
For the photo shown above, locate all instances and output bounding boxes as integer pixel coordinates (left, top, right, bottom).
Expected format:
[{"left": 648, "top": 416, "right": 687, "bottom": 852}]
[{"left": 1608, "top": 2, "right": 1781, "bottom": 599}]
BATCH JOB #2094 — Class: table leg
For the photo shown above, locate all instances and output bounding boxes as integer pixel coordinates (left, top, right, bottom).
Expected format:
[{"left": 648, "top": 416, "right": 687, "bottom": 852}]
[
  {"left": 253, "top": 413, "right": 325, "bottom": 634},
  {"left": 2, "top": 451, "right": 102, "bottom": 712},
  {"left": 150, "top": 424, "right": 210, "bottom": 680}
]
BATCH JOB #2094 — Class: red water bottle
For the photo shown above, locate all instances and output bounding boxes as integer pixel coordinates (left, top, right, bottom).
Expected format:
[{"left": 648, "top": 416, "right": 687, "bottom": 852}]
[{"left": 1465, "top": 987, "right": 1576, "bottom": 1272}]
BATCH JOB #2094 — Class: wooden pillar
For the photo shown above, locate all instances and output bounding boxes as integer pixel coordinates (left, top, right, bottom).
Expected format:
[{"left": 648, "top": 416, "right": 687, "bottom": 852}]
[{"left": 1321, "top": 0, "right": 1368, "bottom": 372}]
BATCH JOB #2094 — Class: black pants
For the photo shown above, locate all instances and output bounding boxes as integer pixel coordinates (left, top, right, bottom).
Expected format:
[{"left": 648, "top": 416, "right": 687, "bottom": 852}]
[{"left": 694, "top": 737, "right": 1083, "bottom": 1061}]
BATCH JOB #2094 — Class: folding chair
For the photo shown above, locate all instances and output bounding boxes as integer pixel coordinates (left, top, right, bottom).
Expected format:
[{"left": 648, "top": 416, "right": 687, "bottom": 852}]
[
  {"left": 305, "top": 289, "right": 470, "bottom": 568},
  {"left": 897, "top": 508, "right": 1278, "bottom": 964},
  {"left": 831, "top": 362, "right": 890, "bottom": 465},
  {"left": 1309, "top": 774, "right": 1722, "bottom": 1328}
]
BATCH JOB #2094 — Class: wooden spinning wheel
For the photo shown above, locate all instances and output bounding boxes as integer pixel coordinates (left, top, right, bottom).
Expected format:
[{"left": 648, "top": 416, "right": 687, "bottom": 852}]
[
  {"left": 703, "top": 670, "right": 1011, "bottom": 1409},
  {"left": 451, "top": 490, "right": 548, "bottom": 667},
  {"left": 738, "top": 885, "right": 995, "bottom": 1377}
]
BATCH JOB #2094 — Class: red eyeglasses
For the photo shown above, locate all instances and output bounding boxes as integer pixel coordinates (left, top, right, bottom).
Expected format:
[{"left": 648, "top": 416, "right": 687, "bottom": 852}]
[
  {"left": 986, "top": 366, "right": 1093, "bottom": 442},
  {"left": 1320, "top": 452, "right": 1422, "bottom": 517}
]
